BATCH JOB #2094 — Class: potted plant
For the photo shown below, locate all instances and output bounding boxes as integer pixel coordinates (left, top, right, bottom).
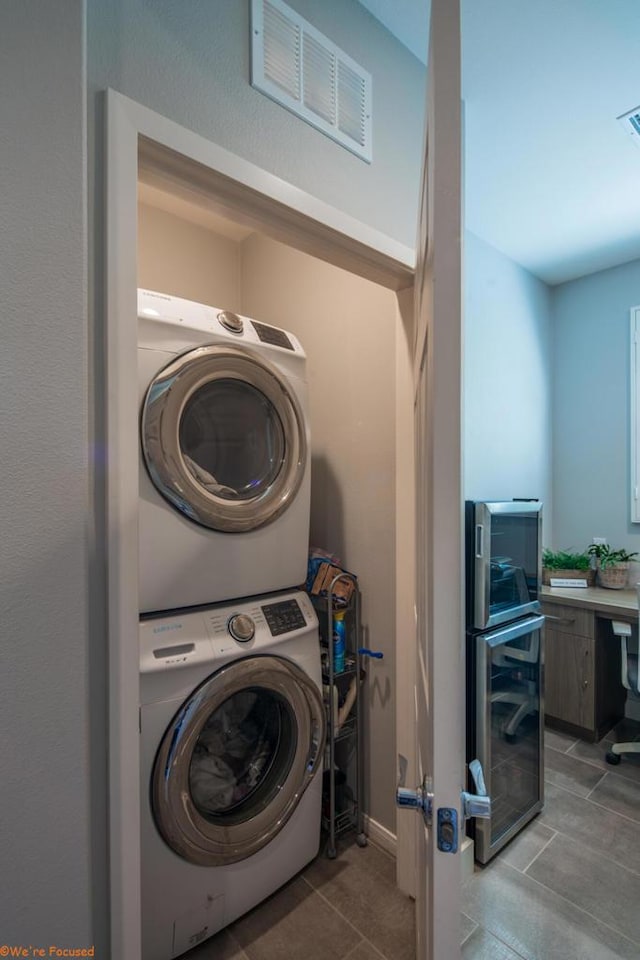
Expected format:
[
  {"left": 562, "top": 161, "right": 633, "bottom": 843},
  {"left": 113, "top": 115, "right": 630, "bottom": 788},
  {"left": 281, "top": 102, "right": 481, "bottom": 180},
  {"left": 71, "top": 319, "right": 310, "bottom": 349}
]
[
  {"left": 542, "top": 548, "right": 595, "bottom": 586},
  {"left": 587, "top": 543, "right": 639, "bottom": 589}
]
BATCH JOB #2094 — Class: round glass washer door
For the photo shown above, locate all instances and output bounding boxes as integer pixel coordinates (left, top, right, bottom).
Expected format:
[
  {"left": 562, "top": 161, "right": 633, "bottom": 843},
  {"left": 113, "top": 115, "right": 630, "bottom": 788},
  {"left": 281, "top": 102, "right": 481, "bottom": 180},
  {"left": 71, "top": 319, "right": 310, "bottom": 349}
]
[
  {"left": 141, "top": 345, "right": 307, "bottom": 532},
  {"left": 151, "top": 655, "right": 326, "bottom": 866}
]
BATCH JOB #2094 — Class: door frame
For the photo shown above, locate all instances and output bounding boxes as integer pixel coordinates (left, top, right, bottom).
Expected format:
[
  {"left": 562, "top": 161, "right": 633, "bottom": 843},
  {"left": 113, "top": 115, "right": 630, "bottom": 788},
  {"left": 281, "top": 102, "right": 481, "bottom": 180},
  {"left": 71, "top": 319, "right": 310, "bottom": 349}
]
[{"left": 105, "top": 90, "right": 418, "bottom": 956}]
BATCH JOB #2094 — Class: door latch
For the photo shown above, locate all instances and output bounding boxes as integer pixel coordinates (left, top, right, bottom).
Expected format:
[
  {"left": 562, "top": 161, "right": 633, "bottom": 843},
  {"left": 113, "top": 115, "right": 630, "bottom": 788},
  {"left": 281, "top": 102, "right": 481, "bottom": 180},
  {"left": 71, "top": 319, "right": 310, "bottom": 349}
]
[{"left": 395, "top": 773, "right": 433, "bottom": 827}]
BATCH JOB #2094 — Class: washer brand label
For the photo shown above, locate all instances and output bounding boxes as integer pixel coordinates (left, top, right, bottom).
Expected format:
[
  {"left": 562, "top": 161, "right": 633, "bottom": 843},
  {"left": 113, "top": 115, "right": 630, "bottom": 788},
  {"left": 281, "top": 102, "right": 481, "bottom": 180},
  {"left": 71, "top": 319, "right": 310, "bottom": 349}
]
[
  {"left": 143, "top": 290, "right": 171, "bottom": 301},
  {"left": 152, "top": 622, "right": 183, "bottom": 634}
]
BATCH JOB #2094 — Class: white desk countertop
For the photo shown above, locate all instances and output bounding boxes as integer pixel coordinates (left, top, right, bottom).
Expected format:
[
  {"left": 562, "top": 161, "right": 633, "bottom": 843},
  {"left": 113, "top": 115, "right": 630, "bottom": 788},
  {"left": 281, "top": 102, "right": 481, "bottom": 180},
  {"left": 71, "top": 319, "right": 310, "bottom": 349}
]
[{"left": 541, "top": 585, "right": 638, "bottom": 619}]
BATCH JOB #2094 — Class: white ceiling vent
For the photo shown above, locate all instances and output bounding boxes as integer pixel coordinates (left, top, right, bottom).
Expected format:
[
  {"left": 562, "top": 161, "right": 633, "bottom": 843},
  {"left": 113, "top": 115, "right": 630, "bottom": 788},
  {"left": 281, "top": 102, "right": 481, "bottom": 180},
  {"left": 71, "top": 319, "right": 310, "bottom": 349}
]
[
  {"left": 617, "top": 105, "right": 640, "bottom": 151},
  {"left": 251, "top": 0, "right": 372, "bottom": 163}
]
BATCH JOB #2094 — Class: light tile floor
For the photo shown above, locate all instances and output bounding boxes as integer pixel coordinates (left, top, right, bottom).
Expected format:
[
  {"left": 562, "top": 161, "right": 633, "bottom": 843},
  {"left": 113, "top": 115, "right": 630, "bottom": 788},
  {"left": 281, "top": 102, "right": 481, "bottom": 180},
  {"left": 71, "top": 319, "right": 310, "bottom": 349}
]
[
  {"left": 181, "top": 721, "right": 640, "bottom": 960},
  {"left": 462, "top": 719, "right": 640, "bottom": 960},
  {"left": 183, "top": 834, "right": 412, "bottom": 960}
]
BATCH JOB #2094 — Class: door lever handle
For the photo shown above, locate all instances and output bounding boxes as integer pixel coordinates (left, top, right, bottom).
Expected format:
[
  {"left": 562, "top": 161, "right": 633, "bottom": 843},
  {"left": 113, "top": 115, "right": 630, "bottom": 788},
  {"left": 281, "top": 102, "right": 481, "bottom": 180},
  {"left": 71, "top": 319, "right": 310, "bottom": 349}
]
[
  {"left": 461, "top": 758, "right": 491, "bottom": 820},
  {"left": 396, "top": 772, "right": 433, "bottom": 826}
]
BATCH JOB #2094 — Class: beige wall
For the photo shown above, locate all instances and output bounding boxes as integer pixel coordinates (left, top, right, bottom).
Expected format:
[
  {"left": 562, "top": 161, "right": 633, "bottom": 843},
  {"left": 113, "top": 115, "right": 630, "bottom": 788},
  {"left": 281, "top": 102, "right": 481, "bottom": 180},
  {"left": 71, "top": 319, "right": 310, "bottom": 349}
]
[
  {"left": 240, "top": 233, "right": 398, "bottom": 832},
  {"left": 138, "top": 203, "right": 242, "bottom": 311},
  {"left": 136, "top": 209, "right": 400, "bottom": 834}
]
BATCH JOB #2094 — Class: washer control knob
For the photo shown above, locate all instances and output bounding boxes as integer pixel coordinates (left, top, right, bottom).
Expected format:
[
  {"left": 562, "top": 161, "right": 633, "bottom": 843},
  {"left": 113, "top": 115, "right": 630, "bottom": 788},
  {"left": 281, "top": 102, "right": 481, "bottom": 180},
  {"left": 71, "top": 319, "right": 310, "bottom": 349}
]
[
  {"left": 228, "top": 614, "right": 255, "bottom": 643},
  {"left": 217, "top": 310, "right": 244, "bottom": 334}
]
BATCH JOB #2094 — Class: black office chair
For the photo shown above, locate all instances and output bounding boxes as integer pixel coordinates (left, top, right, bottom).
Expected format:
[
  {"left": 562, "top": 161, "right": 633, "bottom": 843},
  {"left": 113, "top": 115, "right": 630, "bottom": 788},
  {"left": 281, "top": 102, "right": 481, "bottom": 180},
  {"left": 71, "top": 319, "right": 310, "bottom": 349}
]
[{"left": 606, "top": 619, "right": 640, "bottom": 765}]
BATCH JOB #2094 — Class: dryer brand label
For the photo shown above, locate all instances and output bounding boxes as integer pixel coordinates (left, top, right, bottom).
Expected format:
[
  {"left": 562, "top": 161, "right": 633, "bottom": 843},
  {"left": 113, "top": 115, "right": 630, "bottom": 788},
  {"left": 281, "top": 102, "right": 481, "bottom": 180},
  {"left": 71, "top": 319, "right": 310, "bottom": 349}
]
[{"left": 152, "top": 622, "right": 183, "bottom": 634}]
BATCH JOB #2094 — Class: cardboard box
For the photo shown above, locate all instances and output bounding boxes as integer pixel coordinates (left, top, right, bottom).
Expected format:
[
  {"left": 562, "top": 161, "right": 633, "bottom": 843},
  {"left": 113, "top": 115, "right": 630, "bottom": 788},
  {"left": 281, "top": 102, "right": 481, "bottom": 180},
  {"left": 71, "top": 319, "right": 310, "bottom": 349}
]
[{"left": 310, "top": 563, "right": 356, "bottom": 602}]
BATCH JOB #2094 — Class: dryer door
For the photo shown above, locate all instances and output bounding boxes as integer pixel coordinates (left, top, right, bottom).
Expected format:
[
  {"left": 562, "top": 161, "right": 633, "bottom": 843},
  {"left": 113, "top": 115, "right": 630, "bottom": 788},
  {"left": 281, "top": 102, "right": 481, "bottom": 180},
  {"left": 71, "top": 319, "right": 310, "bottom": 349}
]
[
  {"left": 151, "top": 655, "right": 325, "bottom": 865},
  {"left": 141, "top": 345, "right": 307, "bottom": 532}
]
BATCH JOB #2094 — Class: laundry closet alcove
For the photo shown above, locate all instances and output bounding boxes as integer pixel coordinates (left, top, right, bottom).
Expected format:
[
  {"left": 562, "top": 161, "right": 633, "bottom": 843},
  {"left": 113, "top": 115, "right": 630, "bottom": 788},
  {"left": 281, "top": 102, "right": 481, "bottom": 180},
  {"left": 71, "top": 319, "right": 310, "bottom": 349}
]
[{"left": 105, "top": 91, "right": 417, "bottom": 958}]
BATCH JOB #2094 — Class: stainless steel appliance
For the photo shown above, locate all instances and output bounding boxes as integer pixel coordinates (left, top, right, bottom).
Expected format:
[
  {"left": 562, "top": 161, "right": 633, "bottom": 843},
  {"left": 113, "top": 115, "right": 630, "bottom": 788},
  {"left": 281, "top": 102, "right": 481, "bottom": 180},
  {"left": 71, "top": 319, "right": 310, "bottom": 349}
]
[
  {"left": 465, "top": 500, "right": 544, "bottom": 864},
  {"left": 467, "top": 499, "right": 543, "bottom": 630}
]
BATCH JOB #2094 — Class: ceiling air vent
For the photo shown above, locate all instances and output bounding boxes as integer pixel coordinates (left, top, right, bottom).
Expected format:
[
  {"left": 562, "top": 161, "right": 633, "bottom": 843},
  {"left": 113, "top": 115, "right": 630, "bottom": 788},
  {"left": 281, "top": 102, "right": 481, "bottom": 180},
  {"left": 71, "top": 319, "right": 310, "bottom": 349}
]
[
  {"left": 251, "top": 0, "right": 372, "bottom": 163},
  {"left": 617, "top": 105, "right": 640, "bottom": 150}
]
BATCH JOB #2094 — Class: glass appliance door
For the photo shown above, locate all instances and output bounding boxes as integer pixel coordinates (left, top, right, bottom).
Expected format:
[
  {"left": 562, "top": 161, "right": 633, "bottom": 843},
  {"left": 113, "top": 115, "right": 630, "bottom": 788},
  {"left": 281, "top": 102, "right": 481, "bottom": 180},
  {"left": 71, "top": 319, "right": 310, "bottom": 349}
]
[
  {"left": 473, "top": 501, "right": 542, "bottom": 630},
  {"left": 151, "top": 655, "right": 325, "bottom": 865},
  {"left": 141, "top": 345, "right": 307, "bottom": 532},
  {"left": 474, "top": 614, "right": 544, "bottom": 864}
]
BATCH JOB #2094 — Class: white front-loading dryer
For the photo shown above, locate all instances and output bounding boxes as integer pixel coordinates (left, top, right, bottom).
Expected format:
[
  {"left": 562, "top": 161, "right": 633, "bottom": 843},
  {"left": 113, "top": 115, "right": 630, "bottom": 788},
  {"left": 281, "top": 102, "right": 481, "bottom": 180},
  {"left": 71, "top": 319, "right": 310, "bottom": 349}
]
[
  {"left": 138, "top": 289, "right": 311, "bottom": 614},
  {"left": 139, "top": 590, "right": 325, "bottom": 960}
]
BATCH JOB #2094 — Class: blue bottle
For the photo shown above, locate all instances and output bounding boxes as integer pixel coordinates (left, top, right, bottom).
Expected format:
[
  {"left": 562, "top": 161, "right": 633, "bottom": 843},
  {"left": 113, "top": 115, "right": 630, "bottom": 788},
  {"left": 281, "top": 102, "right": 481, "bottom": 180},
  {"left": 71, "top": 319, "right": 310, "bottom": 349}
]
[{"left": 332, "top": 609, "right": 346, "bottom": 673}]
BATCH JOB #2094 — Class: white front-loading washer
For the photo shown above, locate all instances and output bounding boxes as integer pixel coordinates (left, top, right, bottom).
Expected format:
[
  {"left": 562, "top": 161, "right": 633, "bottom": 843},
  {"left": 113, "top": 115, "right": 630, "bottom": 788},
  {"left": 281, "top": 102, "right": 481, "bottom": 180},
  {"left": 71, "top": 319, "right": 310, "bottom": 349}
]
[
  {"left": 140, "top": 589, "right": 325, "bottom": 960},
  {"left": 138, "top": 289, "right": 311, "bottom": 614}
]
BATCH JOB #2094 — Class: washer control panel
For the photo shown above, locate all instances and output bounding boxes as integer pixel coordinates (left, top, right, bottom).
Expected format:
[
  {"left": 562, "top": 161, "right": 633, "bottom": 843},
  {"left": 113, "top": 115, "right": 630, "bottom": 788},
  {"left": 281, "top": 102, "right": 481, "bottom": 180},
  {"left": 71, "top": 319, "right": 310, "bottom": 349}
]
[
  {"left": 261, "top": 598, "right": 306, "bottom": 636},
  {"left": 228, "top": 613, "right": 255, "bottom": 643}
]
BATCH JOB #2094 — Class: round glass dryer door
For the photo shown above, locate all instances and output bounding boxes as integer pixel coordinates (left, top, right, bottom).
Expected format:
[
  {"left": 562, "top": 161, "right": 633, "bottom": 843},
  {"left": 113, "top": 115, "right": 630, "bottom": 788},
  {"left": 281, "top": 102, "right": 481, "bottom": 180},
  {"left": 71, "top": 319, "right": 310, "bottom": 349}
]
[
  {"left": 151, "top": 656, "right": 325, "bottom": 866},
  {"left": 141, "top": 345, "right": 307, "bottom": 532}
]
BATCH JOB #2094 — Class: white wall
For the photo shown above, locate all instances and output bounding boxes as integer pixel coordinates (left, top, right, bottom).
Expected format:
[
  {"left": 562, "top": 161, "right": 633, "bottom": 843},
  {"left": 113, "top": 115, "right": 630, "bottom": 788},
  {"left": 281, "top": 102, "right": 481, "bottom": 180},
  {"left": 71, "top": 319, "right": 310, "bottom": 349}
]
[
  {"left": 240, "top": 233, "right": 399, "bottom": 832},
  {"left": 89, "top": 0, "right": 426, "bottom": 249},
  {"left": 138, "top": 203, "right": 243, "bottom": 310},
  {"left": 552, "top": 257, "right": 640, "bottom": 554},
  {"left": 0, "top": 1, "right": 106, "bottom": 952},
  {"left": 464, "top": 232, "right": 553, "bottom": 537}
]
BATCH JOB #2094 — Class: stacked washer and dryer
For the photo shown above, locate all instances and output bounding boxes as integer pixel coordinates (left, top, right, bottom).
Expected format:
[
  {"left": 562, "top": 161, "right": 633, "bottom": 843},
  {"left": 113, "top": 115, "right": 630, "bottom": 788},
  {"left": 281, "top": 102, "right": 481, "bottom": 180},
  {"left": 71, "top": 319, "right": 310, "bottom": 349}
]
[{"left": 137, "top": 290, "right": 326, "bottom": 960}]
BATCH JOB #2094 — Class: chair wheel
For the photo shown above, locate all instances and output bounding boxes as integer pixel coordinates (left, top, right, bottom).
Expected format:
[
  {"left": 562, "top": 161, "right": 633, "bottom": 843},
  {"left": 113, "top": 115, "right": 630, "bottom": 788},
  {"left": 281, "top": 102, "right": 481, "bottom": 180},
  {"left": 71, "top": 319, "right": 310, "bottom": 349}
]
[
  {"left": 505, "top": 732, "right": 517, "bottom": 745},
  {"left": 606, "top": 750, "right": 621, "bottom": 765}
]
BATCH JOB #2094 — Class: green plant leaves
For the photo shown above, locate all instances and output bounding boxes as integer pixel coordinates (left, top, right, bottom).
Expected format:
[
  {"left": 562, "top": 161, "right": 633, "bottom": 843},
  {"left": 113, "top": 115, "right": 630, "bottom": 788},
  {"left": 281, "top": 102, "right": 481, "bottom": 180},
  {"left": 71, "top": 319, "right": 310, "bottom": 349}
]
[
  {"left": 586, "top": 543, "right": 639, "bottom": 568},
  {"left": 542, "top": 549, "right": 591, "bottom": 571}
]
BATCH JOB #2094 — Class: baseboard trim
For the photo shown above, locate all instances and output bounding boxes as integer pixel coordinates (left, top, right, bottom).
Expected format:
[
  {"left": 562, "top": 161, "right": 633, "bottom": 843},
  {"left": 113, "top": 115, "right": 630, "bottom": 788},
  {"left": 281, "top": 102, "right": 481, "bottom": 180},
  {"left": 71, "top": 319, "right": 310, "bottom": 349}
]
[
  {"left": 364, "top": 815, "right": 397, "bottom": 857},
  {"left": 461, "top": 836, "right": 474, "bottom": 882}
]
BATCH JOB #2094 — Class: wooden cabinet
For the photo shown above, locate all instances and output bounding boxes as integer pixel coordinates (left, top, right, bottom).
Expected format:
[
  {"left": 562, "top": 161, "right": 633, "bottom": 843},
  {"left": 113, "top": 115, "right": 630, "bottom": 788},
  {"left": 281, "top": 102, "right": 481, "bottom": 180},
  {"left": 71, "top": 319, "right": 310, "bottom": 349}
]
[
  {"left": 544, "top": 625, "right": 594, "bottom": 730},
  {"left": 542, "top": 600, "right": 626, "bottom": 741}
]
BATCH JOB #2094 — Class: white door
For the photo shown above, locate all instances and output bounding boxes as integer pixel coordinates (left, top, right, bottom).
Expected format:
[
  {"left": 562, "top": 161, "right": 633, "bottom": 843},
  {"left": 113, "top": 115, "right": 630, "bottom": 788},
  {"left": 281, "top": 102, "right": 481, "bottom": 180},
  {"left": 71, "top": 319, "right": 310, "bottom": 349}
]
[{"left": 398, "top": 1, "right": 476, "bottom": 957}]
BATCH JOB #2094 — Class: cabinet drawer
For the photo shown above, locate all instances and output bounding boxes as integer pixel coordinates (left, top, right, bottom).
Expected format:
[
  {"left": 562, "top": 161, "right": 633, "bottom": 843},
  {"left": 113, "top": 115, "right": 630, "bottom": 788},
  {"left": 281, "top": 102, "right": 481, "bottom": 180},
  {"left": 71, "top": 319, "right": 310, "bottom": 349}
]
[{"left": 541, "top": 602, "right": 594, "bottom": 639}]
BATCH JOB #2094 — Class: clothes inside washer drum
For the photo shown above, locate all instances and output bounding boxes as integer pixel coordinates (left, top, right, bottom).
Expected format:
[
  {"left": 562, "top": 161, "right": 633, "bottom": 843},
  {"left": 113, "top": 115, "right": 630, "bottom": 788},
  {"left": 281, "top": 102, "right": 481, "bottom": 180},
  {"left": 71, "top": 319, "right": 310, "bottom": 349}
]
[
  {"left": 182, "top": 454, "right": 240, "bottom": 499},
  {"left": 189, "top": 691, "right": 279, "bottom": 816}
]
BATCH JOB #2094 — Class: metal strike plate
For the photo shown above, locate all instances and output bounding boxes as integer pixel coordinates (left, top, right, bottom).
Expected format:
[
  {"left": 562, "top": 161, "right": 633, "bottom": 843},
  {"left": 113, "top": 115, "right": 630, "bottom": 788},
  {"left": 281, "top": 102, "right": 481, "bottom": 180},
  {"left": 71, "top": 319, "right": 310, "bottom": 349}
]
[{"left": 437, "top": 807, "right": 458, "bottom": 853}]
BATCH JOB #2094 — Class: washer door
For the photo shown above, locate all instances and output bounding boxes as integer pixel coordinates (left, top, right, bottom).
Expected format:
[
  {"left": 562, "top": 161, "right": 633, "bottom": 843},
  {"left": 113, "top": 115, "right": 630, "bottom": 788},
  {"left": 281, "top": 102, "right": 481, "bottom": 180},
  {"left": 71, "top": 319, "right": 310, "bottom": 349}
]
[
  {"left": 152, "top": 656, "right": 326, "bottom": 865},
  {"left": 141, "top": 345, "right": 307, "bottom": 532}
]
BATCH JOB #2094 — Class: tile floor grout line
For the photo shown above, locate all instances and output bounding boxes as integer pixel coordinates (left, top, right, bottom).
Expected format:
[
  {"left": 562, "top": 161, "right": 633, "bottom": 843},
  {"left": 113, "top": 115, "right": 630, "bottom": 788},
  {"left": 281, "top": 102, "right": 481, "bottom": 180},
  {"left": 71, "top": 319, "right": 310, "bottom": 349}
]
[
  {"left": 543, "top": 772, "right": 603, "bottom": 803},
  {"left": 584, "top": 770, "right": 608, "bottom": 800},
  {"left": 459, "top": 915, "right": 478, "bottom": 948},
  {"left": 480, "top": 925, "right": 530, "bottom": 960},
  {"left": 565, "top": 741, "right": 605, "bottom": 767},
  {"left": 546, "top": 732, "right": 579, "bottom": 754},
  {"left": 491, "top": 860, "right": 640, "bottom": 953},
  {"left": 520, "top": 828, "right": 558, "bottom": 875},
  {"left": 342, "top": 936, "right": 386, "bottom": 960},
  {"left": 573, "top": 788, "right": 640, "bottom": 828},
  {"left": 299, "top": 874, "right": 383, "bottom": 957},
  {"left": 565, "top": 741, "right": 640, "bottom": 787},
  {"left": 545, "top": 776, "right": 640, "bottom": 828},
  {"left": 225, "top": 927, "right": 252, "bottom": 960},
  {"left": 535, "top": 820, "right": 640, "bottom": 880}
]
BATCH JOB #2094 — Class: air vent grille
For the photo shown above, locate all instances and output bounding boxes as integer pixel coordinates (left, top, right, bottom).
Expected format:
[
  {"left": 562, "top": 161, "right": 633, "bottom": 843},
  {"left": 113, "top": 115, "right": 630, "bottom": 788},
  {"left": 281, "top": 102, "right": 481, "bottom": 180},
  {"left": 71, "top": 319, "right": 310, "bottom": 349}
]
[
  {"left": 251, "top": 0, "right": 372, "bottom": 163},
  {"left": 338, "top": 60, "right": 367, "bottom": 147},
  {"left": 303, "top": 33, "right": 336, "bottom": 125},
  {"left": 617, "top": 105, "right": 640, "bottom": 150}
]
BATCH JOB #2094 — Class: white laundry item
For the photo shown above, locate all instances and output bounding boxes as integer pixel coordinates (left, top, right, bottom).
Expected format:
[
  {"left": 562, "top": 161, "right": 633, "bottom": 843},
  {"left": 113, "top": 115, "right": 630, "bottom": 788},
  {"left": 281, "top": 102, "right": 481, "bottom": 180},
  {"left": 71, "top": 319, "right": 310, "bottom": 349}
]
[{"left": 183, "top": 454, "right": 239, "bottom": 498}]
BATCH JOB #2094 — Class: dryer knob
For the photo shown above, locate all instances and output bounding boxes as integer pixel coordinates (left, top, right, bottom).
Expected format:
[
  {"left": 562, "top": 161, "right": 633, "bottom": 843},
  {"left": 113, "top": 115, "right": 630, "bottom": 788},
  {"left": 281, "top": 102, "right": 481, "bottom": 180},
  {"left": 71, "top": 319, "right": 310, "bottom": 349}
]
[
  {"left": 228, "top": 614, "right": 255, "bottom": 643},
  {"left": 217, "top": 310, "right": 244, "bottom": 334}
]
